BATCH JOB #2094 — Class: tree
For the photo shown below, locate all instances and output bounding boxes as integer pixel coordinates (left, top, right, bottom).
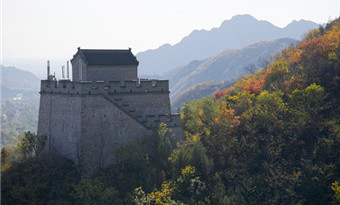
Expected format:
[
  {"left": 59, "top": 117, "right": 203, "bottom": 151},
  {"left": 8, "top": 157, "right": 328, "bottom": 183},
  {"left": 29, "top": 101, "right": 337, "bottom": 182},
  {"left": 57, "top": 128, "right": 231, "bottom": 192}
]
[
  {"left": 331, "top": 181, "right": 340, "bottom": 205},
  {"left": 133, "top": 182, "right": 182, "bottom": 205},
  {"left": 174, "top": 166, "right": 206, "bottom": 204},
  {"left": 214, "top": 90, "right": 227, "bottom": 99},
  {"left": 264, "top": 61, "right": 290, "bottom": 91},
  {"left": 258, "top": 56, "right": 274, "bottom": 70},
  {"left": 16, "top": 132, "right": 47, "bottom": 158},
  {"left": 169, "top": 141, "right": 212, "bottom": 178},
  {"left": 143, "top": 123, "right": 173, "bottom": 171},
  {"left": 243, "top": 63, "right": 257, "bottom": 74},
  {"left": 1, "top": 155, "right": 78, "bottom": 205},
  {"left": 239, "top": 76, "right": 265, "bottom": 95}
]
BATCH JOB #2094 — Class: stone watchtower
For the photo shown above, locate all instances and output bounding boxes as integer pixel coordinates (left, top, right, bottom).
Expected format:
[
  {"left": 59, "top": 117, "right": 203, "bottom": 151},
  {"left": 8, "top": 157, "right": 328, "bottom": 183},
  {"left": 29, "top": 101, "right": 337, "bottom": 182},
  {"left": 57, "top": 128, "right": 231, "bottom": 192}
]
[{"left": 37, "top": 48, "right": 182, "bottom": 175}]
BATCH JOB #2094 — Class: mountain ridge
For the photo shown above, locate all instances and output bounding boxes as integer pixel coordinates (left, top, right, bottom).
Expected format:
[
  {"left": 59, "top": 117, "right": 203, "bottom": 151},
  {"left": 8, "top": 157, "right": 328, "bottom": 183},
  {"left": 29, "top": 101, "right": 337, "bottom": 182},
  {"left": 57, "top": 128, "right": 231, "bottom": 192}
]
[
  {"left": 137, "top": 14, "right": 319, "bottom": 75},
  {"left": 171, "top": 80, "right": 234, "bottom": 110},
  {"left": 168, "top": 38, "right": 298, "bottom": 106},
  {"left": 0, "top": 65, "right": 40, "bottom": 99}
]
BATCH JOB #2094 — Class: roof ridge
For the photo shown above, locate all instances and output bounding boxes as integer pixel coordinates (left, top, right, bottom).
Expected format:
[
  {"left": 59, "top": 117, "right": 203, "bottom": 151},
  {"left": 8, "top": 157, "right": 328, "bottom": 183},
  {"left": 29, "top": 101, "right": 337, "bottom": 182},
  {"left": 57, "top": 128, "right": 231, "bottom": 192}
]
[
  {"left": 71, "top": 48, "right": 139, "bottom": 65},
  {"left": 81, "top": 49, "right": 131, "bottom": 51}
]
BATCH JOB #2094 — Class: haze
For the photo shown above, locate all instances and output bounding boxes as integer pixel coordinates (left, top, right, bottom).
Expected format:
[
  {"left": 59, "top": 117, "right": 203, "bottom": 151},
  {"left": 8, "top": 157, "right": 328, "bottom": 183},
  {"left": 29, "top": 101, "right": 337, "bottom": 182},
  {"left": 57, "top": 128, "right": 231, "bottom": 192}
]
[{"left": 1, "top": 0, "right": 339, "bottom": 78}]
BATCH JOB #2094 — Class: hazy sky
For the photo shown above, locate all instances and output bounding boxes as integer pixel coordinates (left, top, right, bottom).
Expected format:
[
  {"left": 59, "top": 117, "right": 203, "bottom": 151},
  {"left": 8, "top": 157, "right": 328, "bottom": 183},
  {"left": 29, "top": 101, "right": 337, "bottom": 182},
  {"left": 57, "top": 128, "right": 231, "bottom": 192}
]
[{"left": 1, "top": 0, "right": 339, "bottom": 77}]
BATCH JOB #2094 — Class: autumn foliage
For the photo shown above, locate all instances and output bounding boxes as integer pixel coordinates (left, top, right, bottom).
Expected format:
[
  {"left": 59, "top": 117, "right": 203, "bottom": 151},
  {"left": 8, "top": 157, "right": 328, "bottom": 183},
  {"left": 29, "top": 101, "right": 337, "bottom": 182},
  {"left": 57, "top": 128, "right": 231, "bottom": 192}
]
[
  {"left": 239, "top": 76, "right": 265, "bottom": 95},
  {"left": 214, "top": 90, "right": 227, "bottom": 99}
]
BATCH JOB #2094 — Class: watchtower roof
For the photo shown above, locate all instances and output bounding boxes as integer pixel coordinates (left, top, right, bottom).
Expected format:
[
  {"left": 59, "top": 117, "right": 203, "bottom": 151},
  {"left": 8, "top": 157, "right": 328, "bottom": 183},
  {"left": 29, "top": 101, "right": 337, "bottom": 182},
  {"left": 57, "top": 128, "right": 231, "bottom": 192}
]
[{"left": 71, "top": 48, "right": 139, "bottom": 66}]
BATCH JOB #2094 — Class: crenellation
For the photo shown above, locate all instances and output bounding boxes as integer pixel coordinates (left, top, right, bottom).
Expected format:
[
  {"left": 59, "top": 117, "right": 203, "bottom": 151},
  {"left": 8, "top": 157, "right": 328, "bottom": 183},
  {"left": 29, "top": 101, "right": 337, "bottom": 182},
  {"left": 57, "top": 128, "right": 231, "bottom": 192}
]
[{"left": 41, "top": 79, "right": 169, "bottom": 96}]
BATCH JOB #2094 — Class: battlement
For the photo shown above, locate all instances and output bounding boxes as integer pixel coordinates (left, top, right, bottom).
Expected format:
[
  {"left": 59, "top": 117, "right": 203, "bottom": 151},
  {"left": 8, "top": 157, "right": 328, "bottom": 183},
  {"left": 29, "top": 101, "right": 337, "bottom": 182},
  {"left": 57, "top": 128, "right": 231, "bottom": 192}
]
[
  {"left": 139, "top": 114, "right": 181, "bottom": 129},
  {"left": 40, "top": 79, "right": 169, "bottom": 95}
]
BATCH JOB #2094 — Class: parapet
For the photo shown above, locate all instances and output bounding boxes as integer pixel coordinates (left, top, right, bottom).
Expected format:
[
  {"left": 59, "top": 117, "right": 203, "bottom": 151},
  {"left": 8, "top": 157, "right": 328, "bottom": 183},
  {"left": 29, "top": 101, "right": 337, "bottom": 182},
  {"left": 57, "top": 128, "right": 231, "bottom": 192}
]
[{"left": 40, "top": 79, "right": 169, "bottom": 95}]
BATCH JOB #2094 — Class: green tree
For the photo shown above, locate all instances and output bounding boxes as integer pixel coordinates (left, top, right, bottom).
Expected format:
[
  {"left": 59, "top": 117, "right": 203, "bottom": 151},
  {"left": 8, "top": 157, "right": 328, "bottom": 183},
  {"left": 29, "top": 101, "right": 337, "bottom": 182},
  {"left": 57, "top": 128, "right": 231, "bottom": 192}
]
[
  {"left": 174, "top": 166, "right": 206, "bottom": 204},
  {"left": 71, "top": 178, "right": 120, "bottom": 205},
  {"left": 16, "top": 131, "right": 47, "bottom": 158},
  {"left": 143, "top": 123, "right": 173, "bottom": 172},
  {"left": 169, "top": 141, "right": 212, "bottom": 178},
  {"left": 1, "top": 155, "right": 78, "bottom": 205},
  {"left": 332, "top": 181, "right": 340, "bottom": 205}
]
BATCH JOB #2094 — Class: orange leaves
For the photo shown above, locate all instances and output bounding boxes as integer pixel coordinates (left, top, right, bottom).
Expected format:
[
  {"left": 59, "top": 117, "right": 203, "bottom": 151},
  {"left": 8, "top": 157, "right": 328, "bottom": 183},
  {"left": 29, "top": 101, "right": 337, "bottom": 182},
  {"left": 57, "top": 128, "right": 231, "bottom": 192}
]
[
  {"left": 293, "top": 49, "right": 303, "bottom": 64},
  {"left": 214, "top": 101, "right": 236, "bottom": 127},
  {"left": 239, "top": 76, "right": 265, "bottom": 95},
  {"left": 280, "top": 25, "right": 340, "bottom": 70},
  {"left": 214, "top": 117, "right": 221, "bottom": 124},
  {"left": 276, "top": 46, "right": 299, "bottom": 66},
  {"left": 321, "top": 26, "right": 340, "bottom": 50},
  {"left": 214, "top": 106, "right": 241, "bottom": 129},
  {"left": 221, "top": 106, "right": 235, "bottom": 116},
  {"left": 300, "top": 38, "right": 325, "bottom": 60},
  {"left": 231, "top": 116, "right": 241, "bottom": 128},
  {"left": 283, "top": 77, "right": 305, "bottom": 94}
]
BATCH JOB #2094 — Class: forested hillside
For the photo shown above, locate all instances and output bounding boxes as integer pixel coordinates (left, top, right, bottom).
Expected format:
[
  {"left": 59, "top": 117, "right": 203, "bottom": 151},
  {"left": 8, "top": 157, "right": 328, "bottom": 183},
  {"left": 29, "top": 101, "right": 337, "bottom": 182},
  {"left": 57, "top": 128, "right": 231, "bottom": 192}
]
[
  {"left": 1, "top": 99, "right": 39, "bottom": 147},
  {"left": 1, "top": 65, "right": 40, "bottom": 147},
  {"left": 1, "top": 18, "right": 340, "bottom": 204}
]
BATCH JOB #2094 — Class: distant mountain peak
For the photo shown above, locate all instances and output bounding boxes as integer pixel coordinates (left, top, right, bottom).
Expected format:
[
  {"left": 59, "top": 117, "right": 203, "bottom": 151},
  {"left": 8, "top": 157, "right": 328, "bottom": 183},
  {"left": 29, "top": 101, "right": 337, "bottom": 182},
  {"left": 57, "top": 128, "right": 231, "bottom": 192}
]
[
  {"left": 220, "top": 14, "right": 259, "bottom": 27},
  {"left": 285, "top": 19, "right": 319, "bottom": 28},
  {"left": 231, "top": 14, "right": 257, "bottom": 21},
  {"left": 158, "top": 43, "right": 172, "bottom": 49}
]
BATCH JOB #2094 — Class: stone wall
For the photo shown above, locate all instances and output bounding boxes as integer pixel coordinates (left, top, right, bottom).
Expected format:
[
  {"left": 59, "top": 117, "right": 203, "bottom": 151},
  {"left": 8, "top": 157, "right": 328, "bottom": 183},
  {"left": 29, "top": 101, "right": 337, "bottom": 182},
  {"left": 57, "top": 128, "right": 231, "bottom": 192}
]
[
  {"left": 79, "top": 95, "right": 151, "bottom": 175},
  {"left": 37, "top": 92, "right": 82, "bottom": 163},
  {"left": 112, "top": 93, "right": 170, "bottom": 116},
  {"left": 38, "top": 78, "right": 182, "bottom": 175},
  {"left": 38, "top": 91, "right": 152, "bottom": 175}
]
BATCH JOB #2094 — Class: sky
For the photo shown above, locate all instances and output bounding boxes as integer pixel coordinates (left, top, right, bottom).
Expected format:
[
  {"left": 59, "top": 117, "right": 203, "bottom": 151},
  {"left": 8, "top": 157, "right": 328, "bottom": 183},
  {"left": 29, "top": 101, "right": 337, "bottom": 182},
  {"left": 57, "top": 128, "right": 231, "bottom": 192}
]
[{"left": 1, "top": 0, "right": 339, "bottom": 77}]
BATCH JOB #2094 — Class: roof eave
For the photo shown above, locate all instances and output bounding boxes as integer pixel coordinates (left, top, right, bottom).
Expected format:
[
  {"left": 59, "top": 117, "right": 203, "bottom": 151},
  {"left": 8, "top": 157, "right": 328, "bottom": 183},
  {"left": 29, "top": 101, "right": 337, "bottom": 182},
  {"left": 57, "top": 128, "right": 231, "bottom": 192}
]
[{"left": 70, "top": 49, "right": 88, "bottom": 64}]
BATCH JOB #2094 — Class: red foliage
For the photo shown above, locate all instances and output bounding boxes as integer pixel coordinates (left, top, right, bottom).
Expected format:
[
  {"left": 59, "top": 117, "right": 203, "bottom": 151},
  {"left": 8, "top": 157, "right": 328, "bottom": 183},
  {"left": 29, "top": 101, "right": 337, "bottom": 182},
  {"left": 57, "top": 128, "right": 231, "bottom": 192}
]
[{"left": 214, "top": 90, "right": 227, "bottom": 99}]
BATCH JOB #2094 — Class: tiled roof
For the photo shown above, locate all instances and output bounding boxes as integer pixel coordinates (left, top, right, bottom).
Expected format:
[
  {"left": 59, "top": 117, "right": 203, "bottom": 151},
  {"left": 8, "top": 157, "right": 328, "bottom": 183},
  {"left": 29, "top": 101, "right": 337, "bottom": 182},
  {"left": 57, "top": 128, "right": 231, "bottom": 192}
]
[{"left": 72, "top": 48, "right": 139, "bottom": 65}]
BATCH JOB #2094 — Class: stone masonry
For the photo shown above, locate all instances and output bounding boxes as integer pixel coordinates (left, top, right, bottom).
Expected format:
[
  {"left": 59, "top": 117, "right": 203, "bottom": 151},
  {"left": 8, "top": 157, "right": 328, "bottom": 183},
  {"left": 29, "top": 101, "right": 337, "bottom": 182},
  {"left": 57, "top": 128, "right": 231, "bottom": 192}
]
[{"left": 37, "top": 48, "right": 182, "bottom": 175}]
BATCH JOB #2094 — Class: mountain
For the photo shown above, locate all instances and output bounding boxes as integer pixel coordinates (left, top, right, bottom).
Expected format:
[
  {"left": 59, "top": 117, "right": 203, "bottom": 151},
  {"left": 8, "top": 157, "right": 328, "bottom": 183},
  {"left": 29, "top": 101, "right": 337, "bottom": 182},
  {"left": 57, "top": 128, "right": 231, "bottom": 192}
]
[
  {"left": 1, "top": 65, "right": 40, "bottom": 99},
  {"left": 171, "top": 80, "right": 234, "bottom": 110},
  {"left": 136, "top": 14, "right": 319, "bottom": 75},
  {"left": 168, "top": 38, "right": 298, "bottom": 103},
  {"left": 1, "top": 65, "right": 40, "bottom": 147}
]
